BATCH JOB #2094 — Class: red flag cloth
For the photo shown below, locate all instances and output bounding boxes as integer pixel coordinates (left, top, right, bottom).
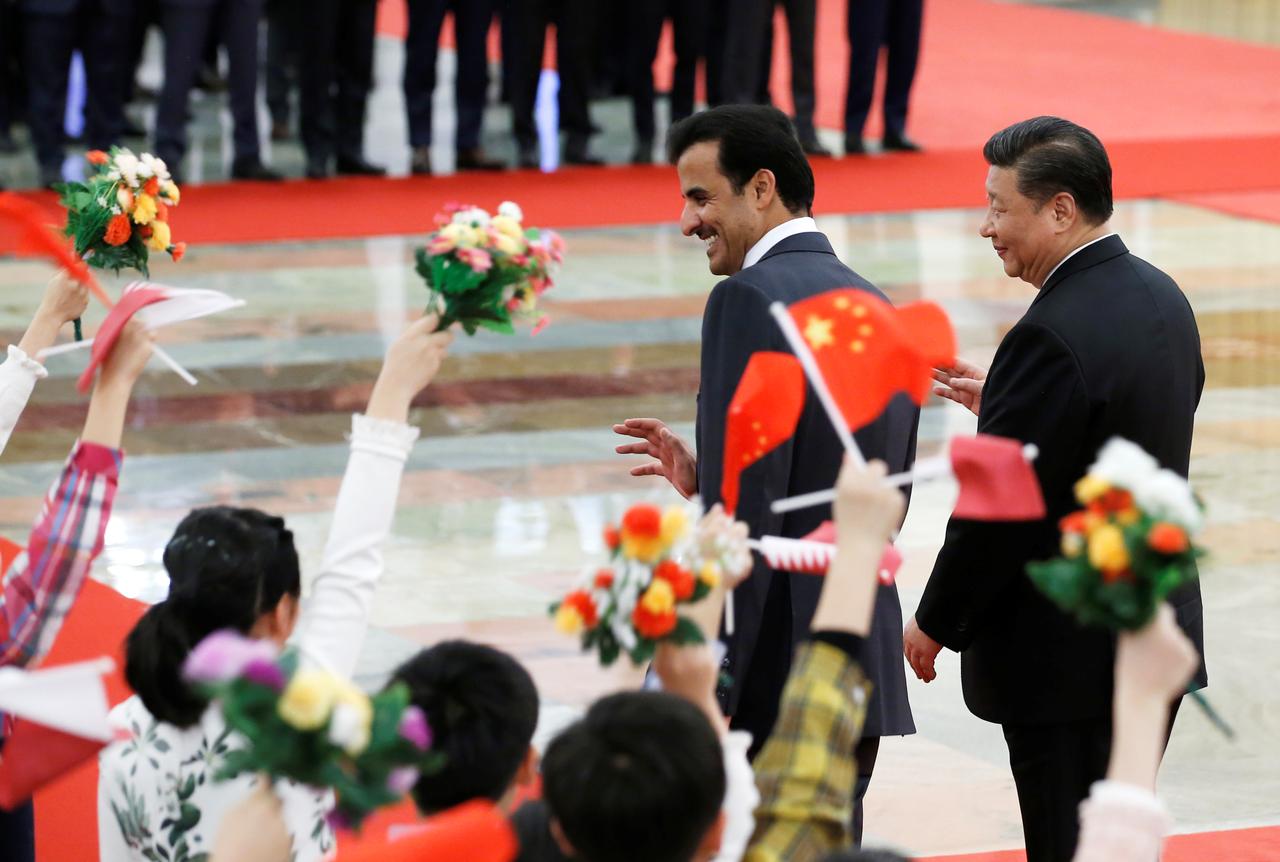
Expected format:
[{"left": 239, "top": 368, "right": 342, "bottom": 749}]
[
  {"left": 0, "top": 719, "right": 107, "bottom": 811},
  {"left": 75, "top": 287, "right": 166, "bottom": 393},
  {"left": 0, "top": 193, "right": 110, "bottom": 306},
  {"left": 721, "top": 351, "right": 805, "bottom": 515},
  {"left": 787, "top": 290, "right": 955, "bottom": 432},
  {"left": 0, "top": 539, "right": 21, "bottom": 575},
  {"left": 802, "top": 521, "right": 902, "bottom": 585},
  {"left": 950, "top": 434, "right": 1046, "bottom": 521},
  {"left": 334, "top": 800, "right": 517, "bottom": 862}
]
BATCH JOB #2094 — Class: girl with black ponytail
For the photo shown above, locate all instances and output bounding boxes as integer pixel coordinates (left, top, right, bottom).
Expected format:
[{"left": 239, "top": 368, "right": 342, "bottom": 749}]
[{"left": 98, "top": 315, "right": 454, "bottom": 862}]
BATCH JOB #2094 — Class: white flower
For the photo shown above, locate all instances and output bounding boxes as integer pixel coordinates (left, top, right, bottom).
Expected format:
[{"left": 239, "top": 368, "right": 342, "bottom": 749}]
[
  {"left": 327, "top": 702, "right": 371, "bottom": 756},
  {"left": 1133, "top": 469, "right": 1203, "bottom": 533},
  {"left": 114, "top": 152, "right": 139, "bottom": 179},
  {"left": 106, "top": 169, "right": 121, "bottom": 181},
  {"left": 96, "top": 196, "right": 108, "bottom": 207},
  {"left": 110, "top": 205, "right": 122, "bottom": 215},
  {"left": 452, "top": 207, "right": 491, "bottom": 228},
  {"left": 612, "top": 616, "right": 638, "bottom": 653},
  {"left": 1089, "top": 437, "right": 1159, "bottom": 491},
  {"left": 498, "top": 201, "right": 524, "bottom": 222}
]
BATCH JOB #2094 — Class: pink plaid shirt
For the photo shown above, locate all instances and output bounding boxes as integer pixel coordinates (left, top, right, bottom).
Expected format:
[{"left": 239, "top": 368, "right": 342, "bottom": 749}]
[{"left": 0, "top": 441, "right": 122, "bottom": 669}]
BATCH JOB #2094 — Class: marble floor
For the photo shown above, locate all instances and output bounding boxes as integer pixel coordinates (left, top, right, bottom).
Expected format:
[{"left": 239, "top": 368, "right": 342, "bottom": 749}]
[{"left": 1, "top": 197, "right": 1277, "bottom": 856}]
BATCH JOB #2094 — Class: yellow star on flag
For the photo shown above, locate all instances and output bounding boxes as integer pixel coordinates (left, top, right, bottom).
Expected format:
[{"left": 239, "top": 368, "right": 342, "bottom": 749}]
[{"left": 803, "top": 315, "right": 835, "bottom": 350}]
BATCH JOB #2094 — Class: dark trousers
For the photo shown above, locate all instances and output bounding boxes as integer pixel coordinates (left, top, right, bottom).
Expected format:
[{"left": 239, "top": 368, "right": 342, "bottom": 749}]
[
  {"left": 154, "top": 0, "right": 263, "bottom": 169},
  {"left": 0, "top": 802, "right": 34, "bottom": 862},
  {"left": 626, "top": 0, "right": 710, "bottom": 141},
  {"left": 507, "top": 0, "right": 594, "bottom": 149},
  {"left": 845, "top": 0, "right": 922, "bottom": 141},
  {"left": 721, "top": 0, "right": 817, "bottom": 139},
  {"left": 22, "top": 0, "right": 133, "bottom": 170},
  {"left": 404, "top": 0, "right": 495, "bottom": 152},
  {"left": 265, "top": 0, "right": 301, "bottom": 128},
  {"left": 1002, "top": 699, "right": 1182, "bottom": 862},
  {"left": 300, "top": 0, "right": 377, "bottom": 163}
]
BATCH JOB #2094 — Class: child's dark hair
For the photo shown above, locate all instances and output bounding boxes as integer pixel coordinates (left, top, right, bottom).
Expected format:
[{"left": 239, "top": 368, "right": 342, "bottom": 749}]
[{"left": 125, "top": 507, "right": 300, "bottom": 727}]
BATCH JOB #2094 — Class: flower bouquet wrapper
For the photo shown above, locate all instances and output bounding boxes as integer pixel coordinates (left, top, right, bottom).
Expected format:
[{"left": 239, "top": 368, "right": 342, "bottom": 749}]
[
  {"left": 415, "top": 201, "right": 561, "bottom": 336},
  {"left": 184, "top": 631, "right": 443, "bottom": 829},
  {"left": 1026, "top": 437, "right": 1231, "bottom": 737},
  {"left": 550, "top": 501, "right": 751, "bottom": 668}
]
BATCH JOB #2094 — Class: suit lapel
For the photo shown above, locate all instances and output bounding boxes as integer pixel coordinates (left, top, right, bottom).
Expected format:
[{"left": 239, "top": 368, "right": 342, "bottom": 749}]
[
  {"left": 1034, "top": 235, "right": 1129, "bottom": 305},
  {"left": 758, "top": 232, "right": 837, "bottom": 262}
]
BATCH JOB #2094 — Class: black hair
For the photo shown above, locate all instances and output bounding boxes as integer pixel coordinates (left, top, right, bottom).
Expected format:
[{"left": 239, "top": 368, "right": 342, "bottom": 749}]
[
  {"left": 390, "top": 640, "right": 540, "bottom": 814},
  {"left": 667, "top": 104, "right": 816, "bottom": 214},
  {"left": 983, "top": 116, "right": 1114, "bottom": 225},
  {"left": 124, "top": 507, "right": 301, "bottom": 728},
  {"left": 542, "top": 691, "right": 725, "bottom": 862}
]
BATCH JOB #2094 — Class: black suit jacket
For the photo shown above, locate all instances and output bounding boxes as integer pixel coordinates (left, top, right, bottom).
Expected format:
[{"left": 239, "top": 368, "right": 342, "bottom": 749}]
[
  {"left": 697, "top": 231, "right": 918, "bottom": 738},
  {"left": 916, "top": 235, "right": 1207, "bottom": 726}
]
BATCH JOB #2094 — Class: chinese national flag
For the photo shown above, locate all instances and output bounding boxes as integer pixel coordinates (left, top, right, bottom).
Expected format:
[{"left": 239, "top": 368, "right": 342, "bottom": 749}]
[
  {"left": 950, "top": 434, "right": 1046, "bottom": 521},
  {"left": 721, "top": 352, "right": 805, "bottom": 515},
  {"left": 788, "top": 289, "right": 956, "bottom": 432}
]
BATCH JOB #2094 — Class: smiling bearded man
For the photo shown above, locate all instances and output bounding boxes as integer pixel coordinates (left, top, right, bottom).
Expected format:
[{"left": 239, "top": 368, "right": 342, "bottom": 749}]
[{"left": 612, "top": 104, "right": 919, "bottom": 846}]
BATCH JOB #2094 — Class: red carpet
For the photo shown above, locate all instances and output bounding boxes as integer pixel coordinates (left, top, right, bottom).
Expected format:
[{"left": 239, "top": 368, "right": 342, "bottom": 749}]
[
  {"left": 1165, "top": 188, "right": 1280, "bottom": 224},
  {"left": 920, "top": 825, "right": 1280, "bottom": 862}
]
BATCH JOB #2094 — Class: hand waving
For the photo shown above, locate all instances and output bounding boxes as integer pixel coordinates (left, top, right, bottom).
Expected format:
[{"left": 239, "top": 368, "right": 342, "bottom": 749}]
[
  {"left": 612, "top": 418, "right": 698, "bottom": 499},
  {"left": 932, "top": 358, "right": 987, "bottom": 417}
]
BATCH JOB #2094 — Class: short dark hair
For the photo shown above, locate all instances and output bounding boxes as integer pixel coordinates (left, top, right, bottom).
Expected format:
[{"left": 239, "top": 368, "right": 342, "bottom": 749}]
[
  {"left": 667, "top": 105, "right": 816, "bottom": 214},
  {"left": 390, "top": 640, "right": 539, "bottom": 813},
  {"left": 983, "top": 116, "right": 1113, "bottom": 225},
  {"left": 542, "top": 691, "right": 725, "bottom": 862}
]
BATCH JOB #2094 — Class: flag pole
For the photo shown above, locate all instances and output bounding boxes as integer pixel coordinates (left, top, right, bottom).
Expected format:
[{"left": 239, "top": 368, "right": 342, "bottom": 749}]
[
  {"left": 771, "top": 455, "right": 952, "bottom": 513},
  {"left": 768, "top": 302, "right": 866, "bottom": 467}
]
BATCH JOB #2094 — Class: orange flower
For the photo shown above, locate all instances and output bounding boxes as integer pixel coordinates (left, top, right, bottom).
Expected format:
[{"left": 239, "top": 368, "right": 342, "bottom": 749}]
[
  {"left": 86, "top": 150, "right": 109, "bottom": 165},
  {"left": 1101, "top": 567, "right": 1133, "bottom": 584},
  {"left": 593, "top": 569, "right": 614, "bottom": 590},
  {"left": 603, "top": 525, "right": 620, "bottom": 551},
  {"left": 620, "top": 503, "right": 664, "bottom": 562},
  {"left": 155, "top": 201, "right": 169, "bottom": 223},
  {"left": 170, "top": 242, "right": 187, "bottom": 262},
  {"left": 1059, "top": 511, "right": 1091, "bottom": 534},
  {"left": 653, "top": 560, "right": 695, "bottom": 601},
  {"left": 1090, "top": 488, "right": 1134, "bottom": 516},
  {"left": 144, "top": 176, "right": 160, "bottom": 196},
  {"left": 1148, "top": 523, "right": 1189, "bottom": 556},
  {"left": 633, "top": 586, "right": 677, "bottom": 639},
  {"left": 555, "top": 590, "right": 598, "bottom": 634},
  {"left": 104, "top": 213, "right": 132, "bottom": 246},
  {"left": 139, "top": 225, "right": 153, "bottom": 239}
]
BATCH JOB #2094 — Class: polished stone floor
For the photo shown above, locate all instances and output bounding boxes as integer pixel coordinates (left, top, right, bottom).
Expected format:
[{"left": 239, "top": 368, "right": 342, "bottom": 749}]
[{"left": 1, "top": 197, "right": 1277, "bottom": 856}]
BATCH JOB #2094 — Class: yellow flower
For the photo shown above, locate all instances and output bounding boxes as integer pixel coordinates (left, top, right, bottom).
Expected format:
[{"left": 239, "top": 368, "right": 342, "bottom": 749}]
[
  {"left": 660, "top": 507, "right": 689, "bottom": 548},
  {"left": 699, "top": 561, "right": 721, "bottom": 589},
  {"left": 1115, "top": 507, "right": 1140, "bottom": 527},
  {"left": 492, "top": 231, "right": 524, "bottom": 257},
  {"left": 1087, "top": 524, "right": 1130, "bottom": 572},
  {"left": 621, "top": 535, "right": 664, "bottom": 564},
  {"left": 640, "top": 578, "right": 676, "bottom": 615},
  {"left": 491, "top": 214, "right": 524, "bottom": 240},
  {"left": 147, "top": 220, "right": 171, "bottom": 251},
  {"left": 555, "top": 603, "right": 585, "bottom": 634},
  {"left": 1061, "top": 532, "right": 1084, "bottom": 558},
  {"left": 278, "top": 669, "right": 339, "bottom": 730},
  {"left": 162, "top": 181, "right": 181, "bottom": 204},
  {"left": 1074, "top": 474, "right": 1110, "bottom": 505},
  {"left": 131, "top": 193, "right": 158, "bottom": 225}
]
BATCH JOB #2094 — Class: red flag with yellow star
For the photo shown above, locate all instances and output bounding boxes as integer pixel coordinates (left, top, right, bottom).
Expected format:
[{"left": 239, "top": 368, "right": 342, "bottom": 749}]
[
  {"left": 788, "top": 289, "right": 955, "bottom": 432},
  {"left": 722, "top": 351, "right": 806, "bottom": 515}
]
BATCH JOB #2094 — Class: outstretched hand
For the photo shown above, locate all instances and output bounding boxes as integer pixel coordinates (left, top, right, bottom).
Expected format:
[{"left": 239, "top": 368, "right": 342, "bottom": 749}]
[
  {"left": 367, "top": 313, "right": 454, "bottom": 422},
  {"left": 612, "top": 418, "right": 698, "bottom": 499},
  {"left": 932, "top": 358, "right": 987, "bottom": 417},
  {"left": 17, "top": 270, "right": 92, "bottom": 358}
]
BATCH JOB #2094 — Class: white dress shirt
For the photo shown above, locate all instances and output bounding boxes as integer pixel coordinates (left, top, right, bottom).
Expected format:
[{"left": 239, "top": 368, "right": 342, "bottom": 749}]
[
  {"left": 742, "top": 216, "right": 820, "bottom": 271},
  {"left": 1044, "top": 232, "right": 1118, "bottom": 286}
]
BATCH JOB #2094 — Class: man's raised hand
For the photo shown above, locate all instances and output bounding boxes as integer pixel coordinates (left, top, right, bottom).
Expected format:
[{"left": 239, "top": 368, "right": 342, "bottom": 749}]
[
  {"left": 612, "top": 417, "right": 698, "bottom": 499},
  {"left": 932, "top": 358, "right": 987, "bottom": 417}
]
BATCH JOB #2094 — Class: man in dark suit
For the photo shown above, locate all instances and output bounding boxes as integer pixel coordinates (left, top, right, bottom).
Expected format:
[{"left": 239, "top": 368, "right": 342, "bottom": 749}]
[
  {"left": 720, "top": 0, "right": 829, "bottom": 157},
  {"left": 614, "top": 105, "right": 917, "bottom": 845},
  {"left": 625, "top": 0, "right": 709, "bottom": 165},
  {"left": 403, "top": 0, "right": 504, "bottom": 175},
  {"left": 153, "top": 0, "right": 280, "bottom": 183},
  {"left": 300, "top": 0, "right": 384, "bottom": 179},
  {"left": 845, "top": 0, "right": 924, "bottom": 154},
  {"left": 906, "top": 116, "right": 1206, "bottom": 862},
  {"left": 20, "top": 0, "right": 133, "bottom": 187}
]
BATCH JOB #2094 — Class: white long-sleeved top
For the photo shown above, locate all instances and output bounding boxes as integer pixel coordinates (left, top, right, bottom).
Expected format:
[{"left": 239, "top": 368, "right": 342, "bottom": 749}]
[
  {"left": 0, "top": 345, "right": 48, "bottom": 456},
  {"left": 97, "top": 414, "right": 419, "bottom": 862},
  {"left": 1072, "top": 780, "right": 1173, "bottom": 862}
]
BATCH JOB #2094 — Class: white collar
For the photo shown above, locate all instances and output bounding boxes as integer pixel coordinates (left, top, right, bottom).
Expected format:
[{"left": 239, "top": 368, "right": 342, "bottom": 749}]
[
  {"left": 742, "top": 217, "right": 820, "bottom": 270},
  {"left": 1043, "top": 232, "right": 1118, "bottom": 287}
]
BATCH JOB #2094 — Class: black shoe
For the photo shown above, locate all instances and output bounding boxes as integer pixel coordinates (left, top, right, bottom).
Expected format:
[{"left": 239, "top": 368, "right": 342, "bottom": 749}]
[
  {"left": 563, "top": 141, "right": 603, "bottom": 167},
  {"left": 631, "top": 138, "right": 654, "bottom": 165},
  {"left": 335, "top": 154, "right": 386, "bottom": 176},
  {"left": 231, "top": 157, "right": 283, "bottom": 181},
  {"left": 800, "top": 137, "right": 833, "bottom": 158},
  {"left": 455, "top": 147, "right": 505, "bottom": 171},
  {"left": 410, "top": 146, "right": 432, "bottom": 176},
  {"left": 516, "top": 143, "right": 539, "bottom": 170},
  {"left": 305, "top": 157, "right": 331, "bottom": 180},
  {"left": 882, "top": 133, "right": 922, "bottom": 153},
  {"left": 39, "top": 165, "right": 63, "bottom": 188},
  {"left": 844, "top": 137, "right": 868, "bottom": 156},
  {"left": 270, "top": 120, "right": 292, "bottom": 143}
]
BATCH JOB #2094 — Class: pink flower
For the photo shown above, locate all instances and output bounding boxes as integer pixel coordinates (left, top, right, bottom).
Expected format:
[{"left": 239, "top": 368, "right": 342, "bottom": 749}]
[
  {"left": 427, "top": 234, "right": 457, "bottom": 255},
  {"left": 511, "top": 254, "right": 529, "bottom": 267},
  {"left": 456, "top": 246, "right": 493, "bottom": 274},
  {"left": 506, "top": 296, "right": 523, "bottom": 312},
  {"left": 532, "top": 315, "right": 550, "bottom": 336},
  {"left": 183, "top": 630, "right": 279, "bottom": 683},
  {"left": 528, "top": 241, "right": 550, "bottom": 265},
  {"left": 387, "top": 766, "right": 420, "bottom": 795},
  {"left": 242, "top": 657, "right": 286, "bottom": 692},
  {"left": 545, "top": 230, "right": 566, "bottom": 262},
  {"left": 399, "top": 706, "right": 432, "bottom": 750},
  {"left": 529, "top": 275, "right": 549, "bottom": 295}
]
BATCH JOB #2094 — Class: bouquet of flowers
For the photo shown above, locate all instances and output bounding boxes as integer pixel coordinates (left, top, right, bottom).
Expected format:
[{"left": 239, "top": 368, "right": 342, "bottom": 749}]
[
  {"left": 415, "top": 201, "right": 562, "bottom": 336},
  {"left": 57, "top": 148, "right": 186, "bottom": 276},
  {"left": 551, "top": 502, "right": 751, "bottom": 667},
  {"left": 1027, "top": 437, "right": 1204, "bottom": 630},
  {"left": 183, "top": 631, "right": 443, "bottom": 829}
]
